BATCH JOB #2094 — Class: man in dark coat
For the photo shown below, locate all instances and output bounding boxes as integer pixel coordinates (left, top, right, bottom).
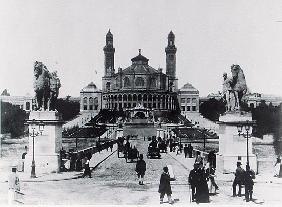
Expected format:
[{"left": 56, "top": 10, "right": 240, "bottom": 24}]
[
  {"left": 159, "top": 166, "right": 173, "bottom": 204},
  {"left": 187, "top": 144, "right": 193, "bottom": 158},
  {"left": 184, "top": 144, "right": 189, "bottom": 158},
  {"left": 82, "top": 157, "right": 91, "bottom": 178},
  {"left": 135, "top": 154, "right": 146, "bottom": 185},
  {"left": 188, "top": 163, "right": 199, "bottom": 201},
  {"left": 232, "top": 162, "right": 245, "bottom": 197},
  {"left": 244, "top": 165, "right": 255, "bottom": 202},
  {"left": 195, "top": 166, "right": 210, "bottom": 203}
]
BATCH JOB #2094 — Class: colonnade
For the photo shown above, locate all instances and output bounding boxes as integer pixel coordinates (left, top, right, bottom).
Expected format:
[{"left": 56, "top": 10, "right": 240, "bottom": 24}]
[{"left": 103, "top": 93, "right": 177, "bottom": 110}]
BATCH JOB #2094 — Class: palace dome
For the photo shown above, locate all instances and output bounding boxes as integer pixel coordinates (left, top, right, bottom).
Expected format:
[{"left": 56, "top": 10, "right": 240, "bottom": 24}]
[
  {"left": 81, "top": 82, "right": 98, "bottom": 93},
  {"left": 122, "top": 50, "right": 158, "bottom": 75},
  {"left": 180, "top": 83, "right": 199, "bottom": 93}
]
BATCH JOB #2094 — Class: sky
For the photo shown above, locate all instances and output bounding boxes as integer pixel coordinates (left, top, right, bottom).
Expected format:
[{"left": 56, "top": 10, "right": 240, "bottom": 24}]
[{"left": 1, "top": 0, "right": 282, "bottom": 98}]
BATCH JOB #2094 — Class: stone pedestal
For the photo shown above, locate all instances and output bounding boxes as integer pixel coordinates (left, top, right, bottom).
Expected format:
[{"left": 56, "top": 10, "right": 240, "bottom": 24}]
[
  {"left": 24, "top": 111, "right": 64, "bottom": 175},
  {"left": 217, "top": 112, "right": 257, "bottom": 173}
]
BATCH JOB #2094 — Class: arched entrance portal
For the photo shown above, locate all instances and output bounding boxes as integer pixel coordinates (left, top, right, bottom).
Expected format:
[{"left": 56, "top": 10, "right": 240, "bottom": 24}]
[{"left": 134, "top": 111, "right": 146, "bottom": 119}]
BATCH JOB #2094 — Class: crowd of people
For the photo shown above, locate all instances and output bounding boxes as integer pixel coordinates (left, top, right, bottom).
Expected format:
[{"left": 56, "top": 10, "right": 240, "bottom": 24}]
[{"left": 59, "top": 140, "right": 116, "bottom": 173}]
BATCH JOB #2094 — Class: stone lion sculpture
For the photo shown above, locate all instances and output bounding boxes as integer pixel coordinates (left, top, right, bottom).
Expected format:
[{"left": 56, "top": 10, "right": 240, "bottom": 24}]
[
  {"left": 222, "top": 64, "right": 248, "bottom": 111},
  {"left": 33, "top": 61, "right": 61, "bottom": 111}
]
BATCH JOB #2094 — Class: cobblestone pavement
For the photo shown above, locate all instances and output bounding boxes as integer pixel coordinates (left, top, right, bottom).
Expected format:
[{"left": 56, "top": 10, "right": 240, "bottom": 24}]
[{"left": 1, "top": 137, "right": 282, "bottom": 205}]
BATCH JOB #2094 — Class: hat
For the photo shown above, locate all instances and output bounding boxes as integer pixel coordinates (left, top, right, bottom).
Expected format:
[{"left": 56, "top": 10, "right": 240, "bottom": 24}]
[{"left": 237, "top": 162, "right": 242, "bottom": 166}]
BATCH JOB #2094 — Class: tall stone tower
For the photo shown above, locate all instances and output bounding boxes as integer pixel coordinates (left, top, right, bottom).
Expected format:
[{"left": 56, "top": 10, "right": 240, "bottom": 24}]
[
  {"left": 103, "top": 29, "right": 115, "bottom": 76},
  {"left": 165, "top": 31, "right": 178, "bottom": 92}
]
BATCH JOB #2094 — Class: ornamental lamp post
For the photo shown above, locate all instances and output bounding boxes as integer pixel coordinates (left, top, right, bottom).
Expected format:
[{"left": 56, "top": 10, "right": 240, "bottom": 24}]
[
  {"left": 237, "top": 120, "right": 251, "bottom": 169},
  {"left": 30, "top": 119, "right": 44, "bottom": 178}
]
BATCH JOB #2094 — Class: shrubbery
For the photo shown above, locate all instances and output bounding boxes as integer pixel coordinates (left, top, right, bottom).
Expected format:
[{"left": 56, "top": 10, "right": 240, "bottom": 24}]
[{"left": 1, "top": 102, "right": 27, "bottom": 138}]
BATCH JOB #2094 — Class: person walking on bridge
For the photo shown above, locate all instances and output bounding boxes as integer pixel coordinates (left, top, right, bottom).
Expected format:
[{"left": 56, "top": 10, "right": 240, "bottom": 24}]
[
  {"left": 135, "top": 154, "right": 146, "bottom": 185},
  {"left": 159, "top": 166, "right": 174, "bottom": 204},
  {"left": 187, "top": 143, "right": 193, "bottom": 158},
  {"left": 82, "top": 157, "right": 92, "bottom": 178},
  {"left": 188, "top": 163, "right": 199, "bottom": 202}
]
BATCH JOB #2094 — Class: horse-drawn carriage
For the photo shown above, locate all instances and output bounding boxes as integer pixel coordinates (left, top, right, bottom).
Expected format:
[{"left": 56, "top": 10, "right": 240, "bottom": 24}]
[
  {"left": 125, "top": 147, "right": 139, "bottom": 163},
  {"left": 158, "top": 141, "right": 167, "bottom": 153},
  {"left": 147, "top": 145, "right": 161, "bottom": 159}
]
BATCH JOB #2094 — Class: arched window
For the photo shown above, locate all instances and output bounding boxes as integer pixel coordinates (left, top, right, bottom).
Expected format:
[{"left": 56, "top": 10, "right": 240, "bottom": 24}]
[
  {"left": 26, "top": 102, "right": 30, "bottom": 111},
  {"left": 138, "top": 94, "right": 142, "bottom": 101},
  {"left": 124, "top": 77, "right": 131, "bottom": 87},
  {"left": 83, "top": 97, "right": 88, "bottom": 110},
  {"left": 106, "top": 82, "right": 111, "bottom": 91},
  {"left": 133, "top": 94, "right": 137, "bottom": 101},
  {"left": 135, "top": 77, "right": 144, "bottom": 87},
  {"left": 89, "top": 97, "right": 94, "bottom": 110},
  {"left": 123, "top": 94, "right": 128, "bottom": 101},
  {"left": 151, "top": 78, "right": 156, "bottom": 87},
  {"left": 94, "top": 97, "right": 99, "bottom": 110}
]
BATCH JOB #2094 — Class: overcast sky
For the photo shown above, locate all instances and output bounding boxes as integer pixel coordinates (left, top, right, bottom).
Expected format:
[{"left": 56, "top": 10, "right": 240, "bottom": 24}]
[{"left": 1, "top": 0, "right": 282, "bottom": 98}]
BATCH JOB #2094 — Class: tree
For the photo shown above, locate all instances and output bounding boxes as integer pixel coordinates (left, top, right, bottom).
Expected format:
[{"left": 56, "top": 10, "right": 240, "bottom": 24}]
[
  {"left": 55, "top": 98, "right": 80, "bottom": 121},
  {"left": 199, "top": 98, "right": 226, "bottom": 121},
  {"left": 1, "top": 102, "right": 27, "bottom": 138}
]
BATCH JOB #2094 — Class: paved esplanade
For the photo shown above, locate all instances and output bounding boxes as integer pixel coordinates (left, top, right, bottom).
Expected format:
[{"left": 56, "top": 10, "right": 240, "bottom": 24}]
[{"left": 16, "top": 137, "right": 282, "bottom": 205}]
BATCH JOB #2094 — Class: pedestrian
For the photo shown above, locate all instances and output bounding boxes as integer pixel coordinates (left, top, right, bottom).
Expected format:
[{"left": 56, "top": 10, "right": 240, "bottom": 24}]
[
  {"left": 195, "top": 151, "right": 203, "bottom": 167},
  {"left": 274, "top": 157, "right": 281, "bottom": 177},
  {"left": 175, "top": 145, "right": 180, "bottom": 155},
  {"left": 21, "top": 146, "right": 28, "bottom": 172},
  {"left": 82, "top": 157, "right": 92, "bottom": 178},
  {"left": 188, "top": 163, "right": 199, "bottom": 202},
  {"left": 195, "top": 164, "right": 210, "bottom": 203},
  {"left": 232, "top": 162, "right": 245, "bottom": 197},
  {"left": 206, "top": 162, "right": 219, "bottom": 192},
  {"left": 158, "top": 166, "right": 174, "bottom": 204},
  {"left": 244, "top": 165, "right": 255, "bottom": 202},
  {"left": 184, "top": 144, "right": 188, "bottom": 158},
  {"left": 135, "top": 154, "right": 146, "bottom": 185},
  {"left": 8, "top": 164, "right": 20, "bottom": 205},
  {"left": 179, "top": 143, "right": 183, "bottom": 153},
  {"left": 187, "top": 143, "right": 193, "bottom": 158},
  {"left": 208, "top": 150, "right": 216, "bottom": 169},
  {"left": 110, "top": 141, "right": 113, "bottom": 152}
]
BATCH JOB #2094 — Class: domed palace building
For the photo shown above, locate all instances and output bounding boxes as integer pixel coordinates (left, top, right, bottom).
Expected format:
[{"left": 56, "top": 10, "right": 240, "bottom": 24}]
[
  {"left": 102, "top": 30, "right": 178, "bottom": 111},
  {"left": 80, "top": 82, "right": 102, "bottom": 112},
  {"left": 80, "top": 30, "right": 199, "bottom": 115}
]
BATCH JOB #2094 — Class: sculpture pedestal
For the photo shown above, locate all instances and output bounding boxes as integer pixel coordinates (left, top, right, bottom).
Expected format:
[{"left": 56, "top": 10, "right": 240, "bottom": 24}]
[
  {"left": 217, "top": 112, "right": 257, "bottom": 173},
  {"left": 24, "top": 111, "right": 64, "bottom": 175}
]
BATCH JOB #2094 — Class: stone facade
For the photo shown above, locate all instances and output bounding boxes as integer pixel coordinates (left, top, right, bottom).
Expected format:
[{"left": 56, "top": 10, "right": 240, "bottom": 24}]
[
  {"left": 178, "top": 83, "right": 199, "bottom": 115},
  {"left": 0, "top": 94, "right": 34, "bottom": 111},
  {"left": 102, "top": 30, "right": 178, "bottom": 111},
  {"left": 79, "top": 30, "right": 200, "bottom": 115},
  {"left": 80, "top": 82, "right": 102, "bottom": 112}
]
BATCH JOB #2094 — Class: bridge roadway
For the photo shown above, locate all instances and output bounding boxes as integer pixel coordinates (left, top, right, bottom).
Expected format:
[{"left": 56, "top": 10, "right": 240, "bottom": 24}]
[
  {"left": 16, "top": 136, "right": 282, "bottom": 205},
  {"left": 22, "top": 137, "right": 193, "bottom": 205}
]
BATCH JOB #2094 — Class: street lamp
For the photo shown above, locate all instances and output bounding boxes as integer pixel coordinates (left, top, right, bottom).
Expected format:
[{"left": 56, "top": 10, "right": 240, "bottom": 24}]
[
  {"left": 237, "top": 120, "right": 251, "bottom": 169},
  {"left": 29, "top": 119, "right": 44, "bottom": 178},
  {"left": 203, "top": 130, "right": 206, "bottom": 151}
]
